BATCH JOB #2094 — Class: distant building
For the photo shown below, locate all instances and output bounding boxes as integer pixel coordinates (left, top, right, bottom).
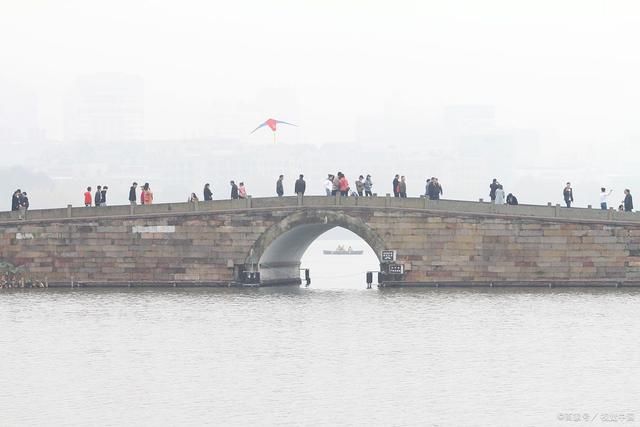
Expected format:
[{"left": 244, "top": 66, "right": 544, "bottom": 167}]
[
  {"left": 444, "top": 105, "right": 496, "bottom": 135},
  {"left": 0, "top": 82, "right": 43, "bottom": 144},
  {"left": 65, "top": 73, "right": 144, "bottom": 142}
]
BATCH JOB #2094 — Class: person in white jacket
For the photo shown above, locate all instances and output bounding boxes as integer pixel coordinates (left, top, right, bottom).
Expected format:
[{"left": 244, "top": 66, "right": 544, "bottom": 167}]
[{"left": 494, "top": 184, "right": 505, "bottom": 204}]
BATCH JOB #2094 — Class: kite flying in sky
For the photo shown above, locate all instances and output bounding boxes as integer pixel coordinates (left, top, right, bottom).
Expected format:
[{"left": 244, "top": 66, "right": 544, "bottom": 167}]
[{"left": 250, "top": 118, "right": 297, "bottom": 142}]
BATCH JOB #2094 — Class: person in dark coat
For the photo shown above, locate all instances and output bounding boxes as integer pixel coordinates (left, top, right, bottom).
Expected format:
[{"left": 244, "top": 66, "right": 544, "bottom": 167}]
[
  {"left": 203, "top": 183, "right": 213, "bottom": 201},
  {"left": 11, "top": 190, "right": 21, "bottom": 211},
  {"left": 563, "top": 182, "right": 574, "bottom": 207},
  {"left": 506, "top": 193, "right": 518, "bottom": 205},
  {"left": 18, "top": 192, "right": 29, "bottom": 219},
  {"left": 230, "top": 180, "right": 238, "bottom": 199},
  {"left": 100, "top": 186, "right": 108, "bottom": 206},
  {"left": 393, "top": 175, "right": 400, "bottom": 197},
  {"left": 94, "top": 186, "right": 102, "bottom": 207},
  {"left": 489, "top": 179, "right": 499, "bottom": 202},
  {"left": 624, "top": 189, "right": 633, "bottom": 212},
  {"left": 294, "top": 174, "right": 306, "bottom": 195},
  {"left": 129, "top": 182, "right": 138, "bottom": 205},
  {"left": 276, "top": 175, "right": 284, "bottom": 197}
]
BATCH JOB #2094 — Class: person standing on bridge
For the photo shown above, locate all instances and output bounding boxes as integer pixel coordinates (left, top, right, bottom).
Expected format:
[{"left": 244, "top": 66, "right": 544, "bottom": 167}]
[
  {"left": 84, "top": 187, "right": 92, "bottom": 207},
  {"left": 324, "top": 174, "right": 333, "bottom": 196},
  {"left": 100, "top": 186, "right": 108, "bottom": 206},
  {"left": 356, "top": 175, "right": 364, "bottom": 197},
  {"left": 11, "top": 190, "right": 21, "bottom": 211},
  {"left": 494, "top": 184, "right": 505, "bottom": 204},
  {"left": 294, "top": 174, "right": 306, "bottom": 196},
  {"left": 238, "top": 182, "right": 247, "bottom": 199},
  {"left": 624, "top": 189, "right": 633, "bottom": 212},
  {"left": 129, "top": 182, "right": 137, "bottom": 205},
  {"left": 203, "top": 183, "right": 213, "bottom": 201},
  {"left": 94, "top": 186, "right": 102, "bottom": 207},
  {"left": 276, "top": 175, "right": 284, "bottom": 197},
  {"left": 393, "top": 174, "right": 400, "bottom": 197},
  {"left": 230, "top": 181, "right": 238, "bottom": 199},
  {"left": 364, "top": 175, "right": 373, "bottom": 197},
  {"left": 142, "top": 183, "right": 153, "bottom": 204},
  {"left": 563, "top": 182, "right": 574, "bottom": 208},
  {"left": 399, "top": 176, "right": 407, "bottom": 198},
  {"left": 338, "top": 173, "right": 350, "bottom": 196},
  {"left": 332, "top": 174, "right": 340, "bottom": 196},
  {"left": 489, "top": 179, "right": 499, "bottom": 202},
  {"left": 18, "top": 192, "right": 29, "bottom": 220},
  {"left": 600, "top": 187, "right": 613, "bottom": 210}
]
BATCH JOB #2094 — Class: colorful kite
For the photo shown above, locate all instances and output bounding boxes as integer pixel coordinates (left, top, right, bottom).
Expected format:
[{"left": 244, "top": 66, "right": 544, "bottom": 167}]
[{"left": 250, "top": 118, "right": 297, "bottom": 142}]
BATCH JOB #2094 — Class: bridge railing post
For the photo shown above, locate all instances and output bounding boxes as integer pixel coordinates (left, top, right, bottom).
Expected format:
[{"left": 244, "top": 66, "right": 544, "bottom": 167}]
[
  {"left": 555, "top": 204, "right": 560, "bottom": 217},
  {"left": 247, "top": 196, "right": 252, "bottom": 209},
  {"left": 335, "top": 193, "right": 340, "bottom": 206},
  {"left": 130, "top": 203, "right": 135, "bottom": 216},
  {"left": 297, "top": 193, "right": 303, "bottom": 207},
  {"left": 67, "top": 204, "right": 72, "bottom": 218},
  {"left": 385, "top": 193, "right": 390, "bottom": 207}
]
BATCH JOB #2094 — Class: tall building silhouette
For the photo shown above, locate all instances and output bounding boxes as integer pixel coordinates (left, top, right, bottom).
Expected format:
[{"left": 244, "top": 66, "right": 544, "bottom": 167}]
[{"left": 65, "top": 73, "right": 144, "bottom": 142}]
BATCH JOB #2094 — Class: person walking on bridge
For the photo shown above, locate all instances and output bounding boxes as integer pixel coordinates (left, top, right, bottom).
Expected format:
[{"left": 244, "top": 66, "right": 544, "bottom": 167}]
[
  {"left": 563, "top": 182, "right": 574, "bottom": 208},
  {"left": 624, "top": 189, "right": 633, "bottom": 212},
  {"left": 129, "top": 182, "right": 138, "bottom": 205},
  {"left": 230, "top": 181, "right": 238, "bottom": 199},
  {"left": 294, "top": 174, "right": 306, "bottom": 196},
  {"left": 393, "top": 174, "right": 400, "bottom": 197},
  {"left": 276, "top": 175, "right": 284, "bottom": 197},
  {"left": 399, "top": 176, "right": 407, "bottom": 198},
  {"left": 204, "top": 183, "right": 213, "bottom": 201}
]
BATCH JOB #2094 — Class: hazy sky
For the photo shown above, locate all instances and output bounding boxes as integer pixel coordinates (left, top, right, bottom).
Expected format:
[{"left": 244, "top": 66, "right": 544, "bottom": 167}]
[{"left": 2, "top": 1, "right": 640, "bottom": 207}]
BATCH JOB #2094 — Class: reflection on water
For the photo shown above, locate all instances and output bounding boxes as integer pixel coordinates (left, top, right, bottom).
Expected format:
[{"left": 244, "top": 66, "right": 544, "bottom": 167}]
[{"left": 1, "top": 286, "right": 638, "bottom": 426}]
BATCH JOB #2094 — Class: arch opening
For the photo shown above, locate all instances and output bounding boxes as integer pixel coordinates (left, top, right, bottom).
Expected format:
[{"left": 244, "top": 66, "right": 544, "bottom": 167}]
[
  {"left": 244, "top": 210, "right": 385, "bottom": 286},
  {"left": 300, "top": 227, "right": 380, "bottom": 289}
]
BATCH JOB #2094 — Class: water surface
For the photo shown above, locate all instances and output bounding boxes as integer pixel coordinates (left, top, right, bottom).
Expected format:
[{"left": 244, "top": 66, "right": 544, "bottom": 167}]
[{"left": 1, "top": 286, "right": 638, "bottom": 426}]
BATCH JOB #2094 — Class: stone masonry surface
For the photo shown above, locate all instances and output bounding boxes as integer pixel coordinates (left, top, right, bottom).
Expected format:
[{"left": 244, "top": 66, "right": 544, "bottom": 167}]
[{"left": 2, "top": 196, "right": 640, "bottom": 286}]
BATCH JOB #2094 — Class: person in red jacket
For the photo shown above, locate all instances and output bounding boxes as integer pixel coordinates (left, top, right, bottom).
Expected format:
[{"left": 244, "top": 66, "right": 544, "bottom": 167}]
[
  {"left": 84, "top": 187, "right": 92, "bottom": 207},
  {"left": 338, "top": 172, "right": 350, "bottom": 196}
]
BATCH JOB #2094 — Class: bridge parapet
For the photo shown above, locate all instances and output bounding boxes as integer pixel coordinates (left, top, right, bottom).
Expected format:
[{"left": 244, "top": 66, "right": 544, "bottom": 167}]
[{"left": 1, "top": 196, "right": 639, "bottom": 225}]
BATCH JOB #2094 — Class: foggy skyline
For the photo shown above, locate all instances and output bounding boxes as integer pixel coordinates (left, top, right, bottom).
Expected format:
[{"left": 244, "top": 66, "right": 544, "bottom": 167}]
[{"left": 2, "top": 1, "right": 640, "bottom": 208}]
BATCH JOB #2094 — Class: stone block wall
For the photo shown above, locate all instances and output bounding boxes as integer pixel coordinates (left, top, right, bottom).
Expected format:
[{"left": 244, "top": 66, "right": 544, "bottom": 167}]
[{"left": 2, "top": 199, "right": 640, "bottom": 286}]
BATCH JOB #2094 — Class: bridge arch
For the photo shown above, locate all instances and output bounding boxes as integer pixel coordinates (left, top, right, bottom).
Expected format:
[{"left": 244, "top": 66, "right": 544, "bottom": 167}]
[{"left": 244, "top": 210, "right": 387, "bottom": 285}]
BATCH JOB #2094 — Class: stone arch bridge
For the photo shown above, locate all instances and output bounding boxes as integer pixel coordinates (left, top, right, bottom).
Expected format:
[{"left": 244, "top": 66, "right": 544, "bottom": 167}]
[{"left": 3, "top": 195, "right": 640, "bottom": 287}]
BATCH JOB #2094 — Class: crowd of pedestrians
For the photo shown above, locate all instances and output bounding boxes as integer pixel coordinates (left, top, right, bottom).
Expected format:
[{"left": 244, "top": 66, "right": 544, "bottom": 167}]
[{"left": 6, "top": 175, "right": 637, "bottom": 216}]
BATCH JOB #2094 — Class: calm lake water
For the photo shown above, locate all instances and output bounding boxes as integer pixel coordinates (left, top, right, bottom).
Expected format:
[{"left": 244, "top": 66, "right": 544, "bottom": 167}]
[{"left": 1, "top": 285, "right": 638, "bottom": 426}]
